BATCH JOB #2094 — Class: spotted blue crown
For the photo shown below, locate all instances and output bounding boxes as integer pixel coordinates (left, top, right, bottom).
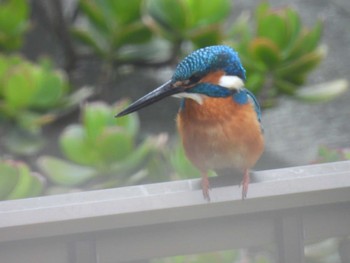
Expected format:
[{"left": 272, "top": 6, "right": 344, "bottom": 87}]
[{"left": 172, "top": 45, "right": 246, "bottom": 82}]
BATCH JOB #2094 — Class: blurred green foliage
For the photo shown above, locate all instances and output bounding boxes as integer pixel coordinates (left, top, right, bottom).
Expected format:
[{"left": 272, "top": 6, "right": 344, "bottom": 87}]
[
  {"left": 71, "top": 0, "right": 338, "bottom": 105},
  {"left": 37, "top": 101, "right": 168, "bottom": 192},
  {"left": 152, "top": 249, "right": 273, "bottom": 263},
  {"left": 230, "top": 2, "right": 325, "bottom": 106},
  {"left": 0, "top": 54, "right": 94, "bottom": 157},
  {"left": 0, "top": 0, "right": 29, "bottom": 51},
  {"left": 0, "top": 159, "right": 44, "bottom": 200},
  {"left": 145, "top": 0, "right": 230, "bottom": 48},
  {"left": 0, "top": 55, "right": 70, "bottom": 132},
  {"left": 71, "top": 0, "right": 152, "bottom": 61},
  {"left": 315, "top": 146, "right": 350, "bottom": 163}
]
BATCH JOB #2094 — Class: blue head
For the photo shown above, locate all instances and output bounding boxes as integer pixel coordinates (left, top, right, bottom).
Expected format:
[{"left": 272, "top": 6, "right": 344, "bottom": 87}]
[
  {"left": 116, "top": 45, "right": 250, "bottom": 117},
  {"left": 173, "top": 45, "right": 246, "bottom": 82}
]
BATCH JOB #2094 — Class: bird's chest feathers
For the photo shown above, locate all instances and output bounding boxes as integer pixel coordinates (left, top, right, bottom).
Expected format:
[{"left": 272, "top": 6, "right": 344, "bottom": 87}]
[{"left": 177, "top": 97, "right": 263, "bottom": 170}]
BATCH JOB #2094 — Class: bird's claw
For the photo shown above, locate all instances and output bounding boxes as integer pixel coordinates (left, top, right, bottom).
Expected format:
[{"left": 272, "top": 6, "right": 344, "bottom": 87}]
[
  {"left": 201, "top": 174, "right": 211, "bottom": 202},
  {"left": 239, "top": 169, "right": 250, "bottom": 200}
]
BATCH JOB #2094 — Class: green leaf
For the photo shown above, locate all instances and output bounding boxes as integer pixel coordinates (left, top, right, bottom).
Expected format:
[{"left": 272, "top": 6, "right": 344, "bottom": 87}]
[
  {"left": 284, "top": 8, "right": 301, "bottom": 50},
  {"left": 79, "top": 0, "right": 109, "bottom": 33},
  {"left": 276, "top": 49, "right": 324, "bottom": 78},
  {"left": 70, "top": 28, "right": 106, "bottom": 57},
  {"left": 275, "top": 79, "right": 298, "bottom": 95},
  {"left": 113, "top": 22, "right": 152, "bottom": 48},
  {"left": 3, "top": 63, "right": 37, "bottom": 111},
  {"left": 302, "top": 20, "right": 323, "bottom": 54},
  {"left": 189, "top": 25, "right": 223, "bottom": 48},
  {"left": 38, "top": 156, "right": 97, "bottom": 186},
  {"left": 0, "top": 161, "right": 19, "bottom": 200},
  {"left": 286, "top": 20, "right": 323, "bottom": 60},
  {"left": 31, "top": 67, "right": 67, "bottom": 109},
  {"left": 170, "top": 142, "right": 200, "bottom": 179},
  {"left": 97, "top": 128, "right": 134, "bottom": 163},
  {"left": 0, "top": 0, "right": 29, "bottom": 50},
  {"left": 146, "top": 0, "right": 188, "bottom": 33},
  {"left": 6, "top": 163, "right": 43, "bottom": 200},
  {"left": 60, "top": 124, "right": 96, "bottom": 166},
  {"left": 255, "top": 2, "right": 270, "bottom": 22},
  {"left": 83, "top": 102, "right": 112, "bottom": 141},
  {"left": 109, "top": 137, "right": 155, "bottom": 174},
  {"left": 250, "top": 38, "right": 281, "bottom": 67},
  {"left": 114, "top": 101, "right": 140, "bottom": 136},
  {"left": 257, "top": 11, "right": 289, "bottom": 49},
  {"left": 245, "top": 73, "right": 265, "bottom": 93},
  {"left": 187, "top": 0, "right": 230, "bottom": 27},
  {"left": 105, "top": 0, "right": 143, "bottom": 25}
]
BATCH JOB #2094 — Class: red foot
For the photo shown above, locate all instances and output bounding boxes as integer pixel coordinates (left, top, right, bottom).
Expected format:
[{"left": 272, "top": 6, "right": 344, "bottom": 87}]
[
  {"left": 201, "top": 172, "right": 211, "bottom": 201},
  {"left": 240, "top": 169, "right": 250, "bottom": 200}
]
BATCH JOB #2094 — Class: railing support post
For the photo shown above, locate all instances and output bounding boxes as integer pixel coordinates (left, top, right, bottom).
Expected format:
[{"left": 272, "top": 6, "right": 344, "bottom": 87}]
[{"left": 275, "top": 211, "right": 305, "bottom": 263}]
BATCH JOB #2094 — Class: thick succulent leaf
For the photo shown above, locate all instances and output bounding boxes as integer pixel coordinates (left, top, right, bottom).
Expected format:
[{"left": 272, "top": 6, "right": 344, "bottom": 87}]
[
  {"left": 113, "top": 22, "right": 152, "bottom": 48},
  {"left": 70, "top": 28, "right": 106, "bottom": 57},
  {"left": 286, "top": 21, "right": 323, "bottom": 60},
  {"left": 189, "top": 25, "right": 223, "bottom": 48},
  {"left": 245, "top": 73, "right": 265, "bottom": 93},
  {"left": 283, "top": 8, "right": 301, "bottom": 52},
  {"left": 105, "top": 0, "right": 143, "bottom": 25},
  {"left": 257, "top": 11, "right": 289, "bottom": 49},
  {"left": 114, "top": 101, "right": 140, "bottom": 136},
  {"left": 38, "top": 156, "right": 97, "bottom": 186},
  {"left": 59, "top": 124, "right": 97, "bottom": 166},
  {"left": 97, "top": 128, "right": 134, "bottom": 163},
  {"left": 170, "top": 143, "right": 200, "bottom": 179},
  {"left": 255, "top": 2, "right": 270, "bottom": 22},
  {"left": 0, "top": 161, "right": 19, "bottom": 199},
  {"left": 79, "top": 0, "right": 109, "bottom": 32},
  {"left": 302, "top": 20, "right": 323, "bottom": 54},
  {"left": 83, "top": 102, "right": 112, "bottom": 141},
  {"left": 6, "top": 163, "right": 43, "bottom": 200},
  {"left": 296, "top": 79, "right": 348, "bottom": 102},
  {"left": 250, "top": 38, "right": 281, "bottom": 67},
  {"left": 109, "top": 135, "right": 163, "bottom": 174},
  {"left": 187, "top": 0, "right": 230, "bottom": 27},
  {"left": 2, "top": 63, "right": 36, "bottom": 110},
  {"left": 146, "top": 0, "right": 187, "bottom": 33},
  {"left": 31, "top": 67, "right": 67, "bottom": 109},
  {"left": 276, "top": 49, "right": 325, "bottom": 78},
  {"left": 0, "top": 0, "right": 29, "bottom": 50},
  {"left": 0, "top": 55, "right": 13, "bottom": 91},
  {"left": 275, "top": 79, "right": 298, "bottom": 95}
]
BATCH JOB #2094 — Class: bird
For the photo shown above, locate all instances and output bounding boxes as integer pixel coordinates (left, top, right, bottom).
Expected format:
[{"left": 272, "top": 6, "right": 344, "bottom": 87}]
[{"left": 116, "top": 45, "right": 264, "bottom": 201}]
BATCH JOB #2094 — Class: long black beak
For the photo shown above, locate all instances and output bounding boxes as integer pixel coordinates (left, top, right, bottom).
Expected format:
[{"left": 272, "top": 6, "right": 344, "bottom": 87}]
[{"left": 115, "top": 80, "right": 184, "bottom": 117}]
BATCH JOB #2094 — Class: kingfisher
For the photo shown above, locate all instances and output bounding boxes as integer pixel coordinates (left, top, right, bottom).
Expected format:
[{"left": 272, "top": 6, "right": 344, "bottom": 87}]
[{"left": 116, "top": 45, "right": 264, "bottom": 201}]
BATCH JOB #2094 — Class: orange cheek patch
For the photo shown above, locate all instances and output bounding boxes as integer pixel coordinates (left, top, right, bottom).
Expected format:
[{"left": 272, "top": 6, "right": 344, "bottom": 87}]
[{"left": 199, "top": 70, "right": 225, "bottom": 85}]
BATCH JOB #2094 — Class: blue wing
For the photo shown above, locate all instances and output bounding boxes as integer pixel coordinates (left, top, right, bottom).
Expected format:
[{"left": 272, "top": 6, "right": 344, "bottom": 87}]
[{"left": 245, "top": 89, "right": 262, "bottom": 124}]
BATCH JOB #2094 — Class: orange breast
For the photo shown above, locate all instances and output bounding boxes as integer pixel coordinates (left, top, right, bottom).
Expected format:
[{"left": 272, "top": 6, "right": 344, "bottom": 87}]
[{"left": 176, "top": 96, "right": 264, "bottom": 173}]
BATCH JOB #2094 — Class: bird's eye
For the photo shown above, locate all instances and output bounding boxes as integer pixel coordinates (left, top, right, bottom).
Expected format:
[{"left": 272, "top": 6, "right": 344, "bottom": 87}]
[{"left": 188, "top": 74, "right": 202, "bottom": 84}]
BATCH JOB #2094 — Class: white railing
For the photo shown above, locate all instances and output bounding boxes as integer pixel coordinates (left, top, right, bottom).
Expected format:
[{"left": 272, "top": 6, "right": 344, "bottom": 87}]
[{"left": 1, "top": 161, "right": 350, "bottom": 263}]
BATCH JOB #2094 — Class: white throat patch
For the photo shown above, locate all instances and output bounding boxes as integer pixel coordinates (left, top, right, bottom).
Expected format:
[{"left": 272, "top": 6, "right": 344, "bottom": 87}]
[
  {"left": 218, "top": 75, "right": 244, "bottom": 90},
  {"left": 172, "top": 93, "right": 204, "bottom": 105}
]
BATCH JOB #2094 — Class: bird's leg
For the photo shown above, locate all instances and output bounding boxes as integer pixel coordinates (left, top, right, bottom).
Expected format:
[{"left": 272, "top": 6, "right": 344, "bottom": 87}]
[
  {"left": 201, "top": 171, "right": 211, "bottom": 201},
  {"left": 241, "top": 169, "right": 250, "bottom": 200}
]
